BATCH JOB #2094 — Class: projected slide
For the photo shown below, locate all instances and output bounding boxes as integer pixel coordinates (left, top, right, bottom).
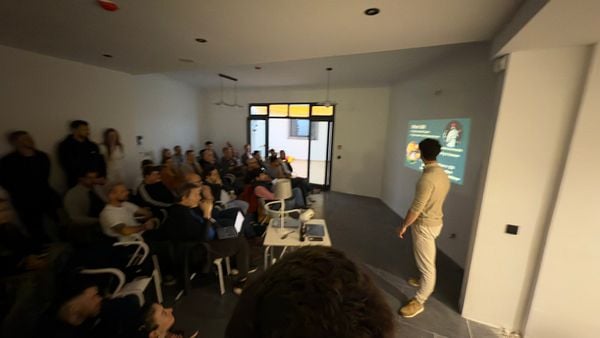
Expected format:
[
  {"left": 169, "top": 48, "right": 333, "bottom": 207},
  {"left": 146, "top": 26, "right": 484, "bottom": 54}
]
[{"left": 404, "top": 118, "right": 471, "bottom": 185}]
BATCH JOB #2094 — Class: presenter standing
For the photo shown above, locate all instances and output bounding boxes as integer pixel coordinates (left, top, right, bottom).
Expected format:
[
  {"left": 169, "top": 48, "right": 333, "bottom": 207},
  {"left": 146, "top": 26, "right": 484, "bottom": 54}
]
[{"left": 396, "top": 138, "right": 450, "bottom": 318}]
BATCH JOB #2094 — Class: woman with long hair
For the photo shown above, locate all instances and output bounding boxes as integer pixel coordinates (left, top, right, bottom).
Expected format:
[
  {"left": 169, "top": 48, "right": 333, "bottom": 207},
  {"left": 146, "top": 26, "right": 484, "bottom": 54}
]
[{"left": 100, "top": 128, "right": 125, "bottom": 183}]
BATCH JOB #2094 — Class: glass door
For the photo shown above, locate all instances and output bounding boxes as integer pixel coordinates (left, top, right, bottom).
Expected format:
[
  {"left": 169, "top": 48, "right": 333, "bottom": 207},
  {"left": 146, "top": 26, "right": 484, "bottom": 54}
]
[
  {"left": 268, "top": 118, "right": 309, "bottom": 178},
  {"left": 249, "top": 119, "right": 267, "bottom": 158},
  {"left": 308, "top": 121, "right": 332, "bottom": 186},
  {"left": 248, "top": 103, "right": 335, "bottom": 190}
]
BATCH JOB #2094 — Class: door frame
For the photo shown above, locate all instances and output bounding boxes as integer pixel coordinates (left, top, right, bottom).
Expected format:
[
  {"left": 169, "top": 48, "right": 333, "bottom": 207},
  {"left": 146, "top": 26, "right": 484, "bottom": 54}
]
[{"left": 247, "top": 102, "right": 335, "bottom": 190}]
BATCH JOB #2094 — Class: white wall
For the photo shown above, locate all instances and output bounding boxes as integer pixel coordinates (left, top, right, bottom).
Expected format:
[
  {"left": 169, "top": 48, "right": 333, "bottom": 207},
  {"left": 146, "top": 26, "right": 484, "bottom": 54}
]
[
  {"left": 201, "top": 86, "right": 390, "bottom": 198},
  {"left": 524, "top": 44, "right": 600, "bottom": 338},
  {"left": 0, "top": 45, "right": 201, "bottom": 191},
  {"left": 381, "top": 43, "right": 500, "bottom": 267},
  {"left": 461, "top": 46, "right": 591, "bottom": 331}
]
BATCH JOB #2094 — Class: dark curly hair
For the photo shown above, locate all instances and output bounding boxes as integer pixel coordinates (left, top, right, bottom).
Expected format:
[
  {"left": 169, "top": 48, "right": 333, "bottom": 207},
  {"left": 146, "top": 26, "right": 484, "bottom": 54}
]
[{"left": 226, "top": 246, "right": 395, "bottom": 338}]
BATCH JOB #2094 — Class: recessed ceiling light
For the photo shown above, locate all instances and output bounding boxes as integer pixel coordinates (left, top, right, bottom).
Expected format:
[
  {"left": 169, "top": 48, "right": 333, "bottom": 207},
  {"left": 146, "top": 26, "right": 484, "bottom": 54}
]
[
  {"left": 195, "top": 38, "right": 207, "bottom": 43},
  {"left": 364, "top": 8, "right": 380, "bottom": 16},
  {"left": 178, "top": 58, "right": 195, "bottom": 63},
  {"left": 102, "top": 54, "right": 113, "bottom": 58},
  {"left": 255, "top": 66, "right": 262, "bottom": 70}
]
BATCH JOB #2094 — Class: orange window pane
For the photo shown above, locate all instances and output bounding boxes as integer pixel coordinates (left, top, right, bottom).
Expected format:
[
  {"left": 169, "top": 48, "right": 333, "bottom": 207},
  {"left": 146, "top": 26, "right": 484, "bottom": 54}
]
[
  {"left": 289, "top": 104, "right": 310, "bottom": 117},
  {"left": 250, "top": 106, "right": 268, "bottom": 115},
  {"left": 312, "top": 105, "right": 334, "bottom": 116},
  {"left": 269, "top": 104, "right": 288, "bottom": 117}
]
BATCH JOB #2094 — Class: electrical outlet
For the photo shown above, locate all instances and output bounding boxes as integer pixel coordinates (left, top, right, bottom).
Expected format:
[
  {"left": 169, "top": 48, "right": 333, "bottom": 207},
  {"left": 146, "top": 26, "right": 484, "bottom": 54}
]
[{"left": 506, "top": 224, "right": 519, "bottom": 235}]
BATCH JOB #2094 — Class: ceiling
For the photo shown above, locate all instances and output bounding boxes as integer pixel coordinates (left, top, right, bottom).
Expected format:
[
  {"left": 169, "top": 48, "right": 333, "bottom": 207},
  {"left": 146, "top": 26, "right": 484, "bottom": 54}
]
[
  {"left": 0, "top": 0, "right": 522, "bottom": 86},
  {"left": 498, "top": 0, "right": 600, "bottom": 54}
]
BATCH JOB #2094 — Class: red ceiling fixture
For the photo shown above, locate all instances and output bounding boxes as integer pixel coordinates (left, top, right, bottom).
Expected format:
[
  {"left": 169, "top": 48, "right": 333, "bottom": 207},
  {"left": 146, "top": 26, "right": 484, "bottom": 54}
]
[{"left": 98, "top": 0, "right": 119, "bottom": 12}]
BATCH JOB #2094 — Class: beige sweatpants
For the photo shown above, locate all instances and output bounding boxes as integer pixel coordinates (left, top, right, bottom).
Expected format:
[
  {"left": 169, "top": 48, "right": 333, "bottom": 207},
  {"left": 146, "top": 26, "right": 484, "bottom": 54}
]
[{"left": 411, "top": 223, "right": 442, "bottom": 304}]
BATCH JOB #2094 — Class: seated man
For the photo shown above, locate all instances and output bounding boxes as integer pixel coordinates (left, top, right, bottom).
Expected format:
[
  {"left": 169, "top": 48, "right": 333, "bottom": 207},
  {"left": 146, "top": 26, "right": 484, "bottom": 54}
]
[
  {"left": 99, "top": 183, "right": 156, "bottom": 242},
  {"left": 64, "top": 169, "right": 105, "bottom": 226},
  {"left": 225, "top": 246, "right": 395, "bottom": 338},
  {"left": 220, "top": 146, "right": 240, "bottom": 175},
  {"left": 265, "top": 155, "right": 311, "bottom": 205},
  {"left": 181, "top": 150, "right": 203, "bottom": 176},
  {"left": 199, "top": 148, "right": 221, "bottom": 174},
  {"left": 137, "top": 165, "right": 175, "bottom": 209},
  {"left": 202, "top": 165, "right": 249, "bottom": 214},
  {"left": 251, "top": 170, "right": 305, "bottom": 210},
  {"left": 163, "top": 183, "right": 252, "bottom": 295},
  {"left": 279, "top": 150, "right": 293, "bottom": 174},
  {"left": 1, "top": 197, "right": 69, "bottom": 337}
]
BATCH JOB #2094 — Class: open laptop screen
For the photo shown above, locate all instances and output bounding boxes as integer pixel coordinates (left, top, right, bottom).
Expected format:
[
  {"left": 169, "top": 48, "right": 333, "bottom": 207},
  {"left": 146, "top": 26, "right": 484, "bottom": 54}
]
[{"left": 234, "top": 211, "right": 244, "bottom": 234}]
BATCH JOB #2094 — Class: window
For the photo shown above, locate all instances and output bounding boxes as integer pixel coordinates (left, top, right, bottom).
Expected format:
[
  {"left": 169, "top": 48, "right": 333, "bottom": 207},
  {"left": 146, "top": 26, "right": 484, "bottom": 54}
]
[
  {"left": 289, "top": 119, "right": 318, "bottom": 140},
  {"left": 249, "top": 103, "right": 335, "bottom": 118}
]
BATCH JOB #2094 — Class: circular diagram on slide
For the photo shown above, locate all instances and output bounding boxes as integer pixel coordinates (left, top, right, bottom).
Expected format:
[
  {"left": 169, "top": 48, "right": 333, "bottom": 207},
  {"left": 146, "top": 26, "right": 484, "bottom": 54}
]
[{"left": 406, "top": 141, "right": 420, "bottom": 163}]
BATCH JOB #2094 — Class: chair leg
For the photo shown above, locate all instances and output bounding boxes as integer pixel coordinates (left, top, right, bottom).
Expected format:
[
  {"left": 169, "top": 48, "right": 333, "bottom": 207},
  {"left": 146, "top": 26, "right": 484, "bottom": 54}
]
[
  {"left": 225, "top": 257, "right": 231, "bottom": 275},
  {"left": 153, "top": 269, "right": 164, "bottom": 304},
  {"left": 151, "top": 255, "right": 164, "bottom": 304},
  {"left": 215, "top": 260, "right": 225, "bottom": 295}
]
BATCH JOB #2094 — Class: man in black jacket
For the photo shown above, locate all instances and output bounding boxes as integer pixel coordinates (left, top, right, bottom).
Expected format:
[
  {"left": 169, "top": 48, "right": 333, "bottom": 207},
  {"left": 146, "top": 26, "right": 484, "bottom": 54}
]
[
  {"left": 0, "top": 130, "right": 60, "bottom": 243},
  {"left": 163, "top": 183, "right": 251, "bottom": 295},
  {"left": 58, "top": 120, "right": 106, "bottom": 188}
]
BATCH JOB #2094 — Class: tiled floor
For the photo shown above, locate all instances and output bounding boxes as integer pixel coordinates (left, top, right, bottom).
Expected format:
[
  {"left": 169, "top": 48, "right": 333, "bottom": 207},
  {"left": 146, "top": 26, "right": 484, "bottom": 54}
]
[{"left": 166, "top": 191, "right": 503, "bottom": 338}]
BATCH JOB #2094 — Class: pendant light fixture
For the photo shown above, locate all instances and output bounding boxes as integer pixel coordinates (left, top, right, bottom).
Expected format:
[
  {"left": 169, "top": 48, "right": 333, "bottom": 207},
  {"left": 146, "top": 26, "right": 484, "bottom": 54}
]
[
  {"left": 213, "top": 77, "right": 225, "bottom": 106},
  {"left": 214, "top": 73, "right": 244, "bottom": 108},
  {"left": 318, "top": 67, "right": 337, "bottom": 107}
]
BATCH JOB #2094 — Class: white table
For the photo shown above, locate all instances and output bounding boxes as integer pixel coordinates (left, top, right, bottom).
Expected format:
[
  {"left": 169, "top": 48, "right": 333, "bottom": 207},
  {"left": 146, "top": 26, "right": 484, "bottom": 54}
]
[{"left": 263, "top": 218, "right": 332, "bottom": 268}]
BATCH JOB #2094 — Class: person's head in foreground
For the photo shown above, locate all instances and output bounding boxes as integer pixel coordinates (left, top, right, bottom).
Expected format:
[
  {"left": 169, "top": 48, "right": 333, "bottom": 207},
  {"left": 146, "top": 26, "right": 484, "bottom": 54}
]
[{"left": 225, "top": 246, "right": 395, "bottom": 338}]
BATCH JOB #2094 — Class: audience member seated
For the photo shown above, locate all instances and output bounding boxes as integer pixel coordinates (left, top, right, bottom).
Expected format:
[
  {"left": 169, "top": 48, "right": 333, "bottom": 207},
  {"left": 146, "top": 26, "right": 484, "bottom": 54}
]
[
  {"left": 0, "top": 130, "right": 61, "bottom": 245},
  {"left": 0, "top": 197, "right": 45, "bottom": 278},
  {"left": 172, "top": 145, "right": 184, "bottom": 168},
  {"left": 160, "top": 157, "right": 183, "bottom": 192},
  {"left": 220, "top": 146, "right": 240, "bottom": 175},
  {"left": 243, "top": 157, "right": 263, "bottom": 184},
  {"left": 37, "top": 277, "right": 140, "bottom": 338},
  {"left": 64, "top": 169, "right": 105, "bottom": 226},
  {"left": 135, "top": 303, "right": 197, "bottom": 338},
  {"left": 137, "top": 165, "right": 175, "bottom": 209},
  {"left": 202, "top": 165, "right": 249, "bottom": 214},
  {"left": 252, "top": 171, "right": 306, "bottom": 210},
  {"left": 202, "top": 141, "right": 219, "bottom": 162},
  {"left": 225, "top": 246, "right": 395, "bottom": 338},
  {"left": 279, "top": 150, "right": 293, "bottom": 174},
  {"left": 265, "top": 155, "right": 311, "bottom": 205},
  {"left": 199, "top": 148, "right": 221, "bottom": 174},
  {"left": 160, "top": 148, "right": 172, "bottom": 164},
  {"left": 163, "top": 183, "right": 251, "bottom": 295},
  {"left": 58, "top": 120, "right": 106, "bottom": 188},
  {"left": 251, "top": 151, "right": 264, "bottom": 167},
  {"left": 240, "top": 144, "right": 252, "bottom": 166},
  {"left": 133, "top": 159, "right": 154, "bottom": 190},
  {"left": 1, "top": 197, "right": 69, "bottom": 337},
  {"left": 264, "top": 155, "right": 287, "bottom": 179},
  {"left": 181, "top": 150, "right": 202, "bottom": 175},
  {"left": 99, "top": 182, "right": 156, "bottom": 242}
]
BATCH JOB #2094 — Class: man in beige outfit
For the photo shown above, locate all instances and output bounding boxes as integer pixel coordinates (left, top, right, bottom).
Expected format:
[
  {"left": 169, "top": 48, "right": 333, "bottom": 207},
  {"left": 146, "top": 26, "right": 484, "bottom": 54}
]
[{"left": 397, "top": 138, "right": 450, "bottom": 318}]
